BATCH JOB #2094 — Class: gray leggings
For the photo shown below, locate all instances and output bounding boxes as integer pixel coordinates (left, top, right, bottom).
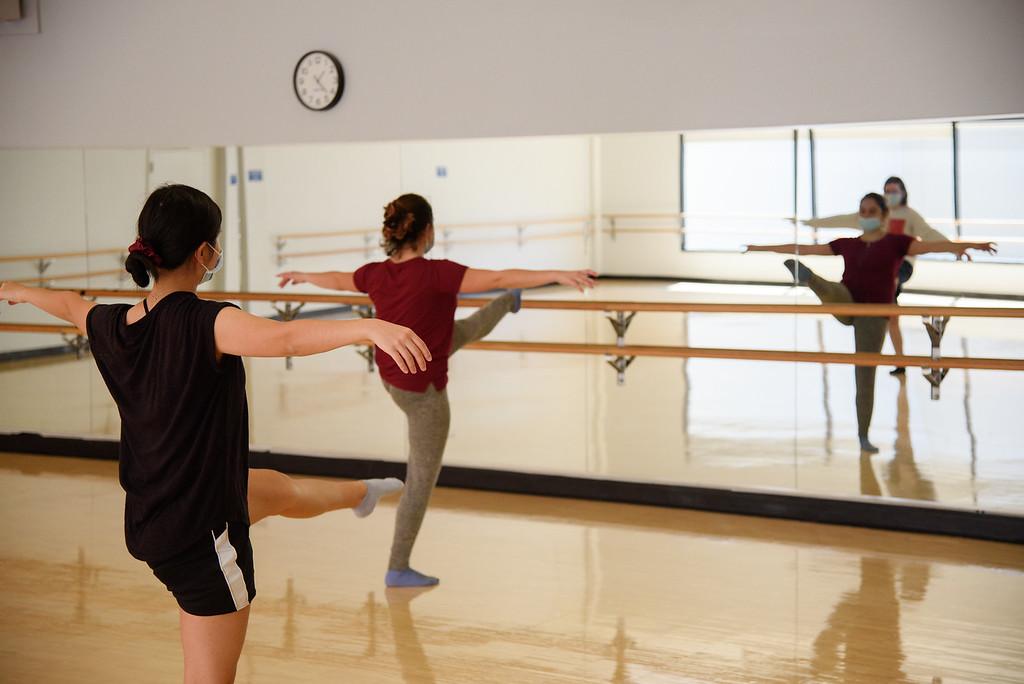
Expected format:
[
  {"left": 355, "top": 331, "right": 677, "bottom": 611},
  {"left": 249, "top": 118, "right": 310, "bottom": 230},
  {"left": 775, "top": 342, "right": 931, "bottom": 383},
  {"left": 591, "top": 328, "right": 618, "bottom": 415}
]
[
  {"left": 385, "top": 293, "right": 516, "bottom": 571},
  {"left": 807, "top": 272, "right": 888, "bottom": 438}
]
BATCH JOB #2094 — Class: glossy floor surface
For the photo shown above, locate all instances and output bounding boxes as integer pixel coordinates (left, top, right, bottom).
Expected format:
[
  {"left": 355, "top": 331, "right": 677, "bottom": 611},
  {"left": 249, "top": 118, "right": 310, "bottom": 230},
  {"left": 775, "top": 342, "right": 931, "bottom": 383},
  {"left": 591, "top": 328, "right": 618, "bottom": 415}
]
[
  {"left": 1, "top": 453, "right": 1022, "bottom": 683},
  {"left": 1, "top": 280, "right": 1022, "bottom": 514}
]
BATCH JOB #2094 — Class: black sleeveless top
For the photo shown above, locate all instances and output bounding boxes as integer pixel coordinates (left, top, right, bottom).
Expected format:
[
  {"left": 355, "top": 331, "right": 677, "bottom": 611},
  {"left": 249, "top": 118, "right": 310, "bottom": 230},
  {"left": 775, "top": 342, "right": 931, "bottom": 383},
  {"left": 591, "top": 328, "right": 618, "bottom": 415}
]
[{"left": 86, "top": 291, "right": 249, "bottom": 562}]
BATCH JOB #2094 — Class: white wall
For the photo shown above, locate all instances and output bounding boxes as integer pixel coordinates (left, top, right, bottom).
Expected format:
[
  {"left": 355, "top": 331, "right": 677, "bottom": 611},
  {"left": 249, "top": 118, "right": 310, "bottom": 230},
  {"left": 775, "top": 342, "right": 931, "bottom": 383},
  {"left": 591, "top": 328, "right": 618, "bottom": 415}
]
[
  {"left": 1, "top": 0, "right": 1022, "bottom": 148},
  {"left": 0, "top": 147, "right": 218, "bottom": 352},
  {"left": 243, "top": 136, "right": 592, "bottom": 315}
]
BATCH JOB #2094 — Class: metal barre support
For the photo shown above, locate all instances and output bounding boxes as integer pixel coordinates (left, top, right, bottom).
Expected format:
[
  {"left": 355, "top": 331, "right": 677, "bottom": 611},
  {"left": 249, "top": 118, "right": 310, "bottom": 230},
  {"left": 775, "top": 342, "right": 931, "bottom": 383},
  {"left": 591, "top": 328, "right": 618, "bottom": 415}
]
[
  {"left": 606, "top": 355, "right": 636, "bottom": 386},
  {"left": 275, "top": 238, "right": 287, "bottom": 268},
  {"left": 35, "top": 258, "right": 52, "bottom": 287},
  {"left": 355, "top": 305, "right": 376, "bottom": 373},
  {"left": 61, "top": 333, "right": 89, "bottom": 360},
  {"left": 922, "top": 315, "right": 951, "bottom": 400},
  {"left": 605, "top": 311, "right": 637, "bottom": 348}
]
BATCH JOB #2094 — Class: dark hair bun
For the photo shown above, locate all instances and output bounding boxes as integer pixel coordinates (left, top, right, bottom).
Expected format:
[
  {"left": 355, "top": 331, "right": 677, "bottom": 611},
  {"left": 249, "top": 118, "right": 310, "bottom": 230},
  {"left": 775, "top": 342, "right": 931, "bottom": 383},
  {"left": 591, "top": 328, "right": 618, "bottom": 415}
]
[
  {"left": 380, "top": 195, "right": 432, "bottom": 255},
  {"left": 124, "top": 253, "right": 153, "bottom": 288}
]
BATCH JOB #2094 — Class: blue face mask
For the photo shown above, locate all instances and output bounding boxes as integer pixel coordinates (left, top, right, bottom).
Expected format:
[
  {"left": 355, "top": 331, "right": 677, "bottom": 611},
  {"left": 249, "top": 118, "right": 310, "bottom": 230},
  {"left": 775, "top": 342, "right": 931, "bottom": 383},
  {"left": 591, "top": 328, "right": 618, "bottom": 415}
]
[
  {"left": 859, "top": 217, "right": 882, "bottom": 232},
  {"left": 885, "top": 192, "right": 903, "bottom": 208},
  {"left": 200, "top": 243, "right": 223, "bottom": 284}
]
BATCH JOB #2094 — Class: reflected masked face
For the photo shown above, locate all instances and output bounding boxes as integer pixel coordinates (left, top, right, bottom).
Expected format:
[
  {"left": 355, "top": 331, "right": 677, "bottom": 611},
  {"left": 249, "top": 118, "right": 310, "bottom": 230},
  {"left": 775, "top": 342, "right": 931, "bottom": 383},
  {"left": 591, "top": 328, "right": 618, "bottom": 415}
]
[
  {"left": 858, "top": 199, "right": 886, "bottom": 232},
  {"left": 884, "top": 182, "right": 905, "bottom": 208}
]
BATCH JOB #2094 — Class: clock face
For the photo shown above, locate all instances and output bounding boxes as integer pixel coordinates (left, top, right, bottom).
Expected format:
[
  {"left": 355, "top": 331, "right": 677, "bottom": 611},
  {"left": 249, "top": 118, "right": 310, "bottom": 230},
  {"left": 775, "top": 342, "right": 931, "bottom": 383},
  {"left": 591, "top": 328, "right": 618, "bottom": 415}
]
[{"left": 293, "top": 51, "right": 344, "bottom": 111}]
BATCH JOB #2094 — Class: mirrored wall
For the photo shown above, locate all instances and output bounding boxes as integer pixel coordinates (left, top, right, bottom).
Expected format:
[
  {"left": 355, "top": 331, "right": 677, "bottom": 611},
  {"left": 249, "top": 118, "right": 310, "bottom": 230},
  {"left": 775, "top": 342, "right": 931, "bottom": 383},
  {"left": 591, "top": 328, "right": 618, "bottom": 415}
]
[{"left": 2, "top": 117, "right": 1022, "bottom": 518}]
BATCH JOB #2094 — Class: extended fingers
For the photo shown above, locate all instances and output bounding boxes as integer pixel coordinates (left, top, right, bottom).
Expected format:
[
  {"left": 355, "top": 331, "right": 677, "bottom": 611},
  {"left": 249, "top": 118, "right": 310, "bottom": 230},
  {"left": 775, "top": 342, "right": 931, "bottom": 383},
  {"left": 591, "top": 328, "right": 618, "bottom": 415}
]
[{"left": 409, "top": 331, "right": 432, "bottom": 366}]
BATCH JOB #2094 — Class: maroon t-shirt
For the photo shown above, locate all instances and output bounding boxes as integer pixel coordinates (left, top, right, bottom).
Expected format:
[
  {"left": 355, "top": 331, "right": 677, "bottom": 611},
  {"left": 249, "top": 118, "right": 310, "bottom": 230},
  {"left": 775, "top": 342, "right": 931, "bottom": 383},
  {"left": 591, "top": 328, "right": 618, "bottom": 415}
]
[
  {"left": 829, "top": 234, "right": 915, "bottom": 303},
  {"left": 354, "top": 257, "right": 469, "bottom": 392}
]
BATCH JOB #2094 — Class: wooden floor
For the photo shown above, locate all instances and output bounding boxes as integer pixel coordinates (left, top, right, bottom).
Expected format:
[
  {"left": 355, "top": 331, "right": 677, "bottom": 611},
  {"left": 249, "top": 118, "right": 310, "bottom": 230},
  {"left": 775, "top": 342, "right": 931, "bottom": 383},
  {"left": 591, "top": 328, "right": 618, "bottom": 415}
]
[{"left": 1, "top": 453, "right": 1022, "bottom": 683}]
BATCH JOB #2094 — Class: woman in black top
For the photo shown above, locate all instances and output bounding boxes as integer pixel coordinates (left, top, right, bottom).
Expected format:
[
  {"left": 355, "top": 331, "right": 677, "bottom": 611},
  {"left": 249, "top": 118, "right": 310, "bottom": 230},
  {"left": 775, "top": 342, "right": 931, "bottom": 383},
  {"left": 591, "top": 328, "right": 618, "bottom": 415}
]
[{"left": 0, "top": 185, "right": 430, "bottom": 683}]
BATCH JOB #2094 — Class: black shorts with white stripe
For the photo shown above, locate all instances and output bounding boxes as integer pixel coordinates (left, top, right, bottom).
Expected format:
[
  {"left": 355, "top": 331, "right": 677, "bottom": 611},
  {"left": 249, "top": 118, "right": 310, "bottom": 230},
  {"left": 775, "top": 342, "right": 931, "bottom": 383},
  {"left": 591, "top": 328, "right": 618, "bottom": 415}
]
[{"left": 147, "top": 522, "right": 256, "bottom": 616}]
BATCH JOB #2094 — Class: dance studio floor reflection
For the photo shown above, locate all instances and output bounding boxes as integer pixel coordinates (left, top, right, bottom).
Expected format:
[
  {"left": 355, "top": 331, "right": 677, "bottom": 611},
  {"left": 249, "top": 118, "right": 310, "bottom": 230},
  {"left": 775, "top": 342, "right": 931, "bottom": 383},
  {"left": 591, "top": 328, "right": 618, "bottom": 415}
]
[
  {"left": 0, "top": 280, "right": 1022, "bottom": 514},
  {"left": 1, "top": 454, "right": 1022, "bottom": 683}
]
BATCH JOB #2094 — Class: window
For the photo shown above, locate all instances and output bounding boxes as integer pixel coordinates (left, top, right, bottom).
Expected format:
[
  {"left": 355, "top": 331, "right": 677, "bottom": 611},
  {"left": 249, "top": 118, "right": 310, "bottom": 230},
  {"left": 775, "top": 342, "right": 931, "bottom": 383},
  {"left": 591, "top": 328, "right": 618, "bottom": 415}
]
[
  {"left": 682, "top": 129, "right": 811, "bottom": 251},
  {"left": 957, "top": 120, "right": 1024, "bottom": 262}
]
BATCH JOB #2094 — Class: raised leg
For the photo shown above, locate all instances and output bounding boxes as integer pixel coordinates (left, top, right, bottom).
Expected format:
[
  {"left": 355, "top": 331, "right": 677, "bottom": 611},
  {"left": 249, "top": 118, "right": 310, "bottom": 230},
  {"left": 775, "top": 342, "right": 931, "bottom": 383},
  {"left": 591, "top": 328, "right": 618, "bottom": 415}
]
[
  {"left": 784, "top": 259, "right": 855, "bottom": 325},
  {"left": 449, "top": 291, "right": 517, "bottom": 355},
  {"left": 807, "top": 275, "right": 856, "bottom": 326},
  {"left": 248, "top": 468, "right": 382, "bottom": 525}
]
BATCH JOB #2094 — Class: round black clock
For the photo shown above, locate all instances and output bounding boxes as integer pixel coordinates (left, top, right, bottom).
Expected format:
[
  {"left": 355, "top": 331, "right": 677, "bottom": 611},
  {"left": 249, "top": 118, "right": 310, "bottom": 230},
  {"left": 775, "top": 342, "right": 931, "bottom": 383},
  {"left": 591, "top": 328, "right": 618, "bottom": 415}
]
[{"left": 293, "top": 50, "right": 344, "bottom": 111}]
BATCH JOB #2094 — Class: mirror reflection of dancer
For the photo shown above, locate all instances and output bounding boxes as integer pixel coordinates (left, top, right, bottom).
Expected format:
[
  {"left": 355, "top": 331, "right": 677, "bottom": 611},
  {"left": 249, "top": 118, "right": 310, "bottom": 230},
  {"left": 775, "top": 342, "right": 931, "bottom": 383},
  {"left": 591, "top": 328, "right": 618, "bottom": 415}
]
[
  {"left": 0, "top": 185, "right": 429, "bottom": 682},
  {"left": 747, "top": 192, "right": 995, "bottom": 453},
  {"left": 804, "top": 177, "right": 954, "bottom": 375},
  {"left": 279, "top": 193, "right": 597, "bottom": 587}
]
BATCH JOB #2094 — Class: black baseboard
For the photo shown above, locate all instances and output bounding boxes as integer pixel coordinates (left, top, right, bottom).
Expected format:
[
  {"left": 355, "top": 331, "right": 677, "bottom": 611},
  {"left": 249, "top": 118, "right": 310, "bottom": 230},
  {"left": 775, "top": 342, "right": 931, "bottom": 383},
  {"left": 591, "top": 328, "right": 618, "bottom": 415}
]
[
  {"left": 0, "top": 344, "right": 76, "bottom": 364},
  {"left": 2, "top": 433, "right": 1020, "bottom": 544}
]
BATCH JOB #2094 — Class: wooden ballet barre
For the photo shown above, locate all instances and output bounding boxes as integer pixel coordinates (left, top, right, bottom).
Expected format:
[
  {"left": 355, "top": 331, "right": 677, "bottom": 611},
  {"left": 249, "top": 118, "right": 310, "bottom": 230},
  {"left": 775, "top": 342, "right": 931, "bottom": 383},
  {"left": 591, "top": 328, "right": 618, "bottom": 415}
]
[
  {"left": 0, "top": 323, "right": 81, "bottom": 335},
  {"left": 606, "top": 212, "right": 1024, "bottom": 227},
  {"left": 277, "top": 231, "right": 588, "bottom": 261},
  {"left": 0, "top": 248, "right": 124, "bottom": 265},
  {"left": 63, "top": 288, "right": 1020, "bottom": 395},
  {"left": 276, "top": 216, "right": 590, "bottom": 242},
  {"left": 463, "top": 340, "right": 1024, "bottom": 372},
  {"left": 65, "top": 289, "right": 1024, "bottom": 319},
  {"left": 3, "top": 323, "right": 1021, "bottom": 372},
  {"left": 13, "top": 269, "right": 123, "bottom": 284}
]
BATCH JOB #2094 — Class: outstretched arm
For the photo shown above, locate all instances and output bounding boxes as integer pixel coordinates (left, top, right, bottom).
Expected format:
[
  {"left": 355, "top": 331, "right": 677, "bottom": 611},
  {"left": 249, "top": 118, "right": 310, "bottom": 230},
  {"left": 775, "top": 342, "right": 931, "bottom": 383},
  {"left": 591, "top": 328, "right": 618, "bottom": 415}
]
[
  {"left": 744, "top": 244, "right": 833, "bottom": 256},
  {"left": 214, "top": 308, "right": 431, "bottom": 374},
  {"left": 0, "top": 282, "right": 95, "bottom": 334},
  {"left": 277, "top": 271, "right": 356, "bottom": 291},
  {"left": 459, "top": 269, "right": 597, "bottom": 294},
  {"left": 907, "top": 240, "right": 997, "bottom": 261},
  {"left": 906, "top": 208, "right": 950, "bottom": 243},
  {"left": 802, "top": 212, "right": 859, "bottom": 229}
]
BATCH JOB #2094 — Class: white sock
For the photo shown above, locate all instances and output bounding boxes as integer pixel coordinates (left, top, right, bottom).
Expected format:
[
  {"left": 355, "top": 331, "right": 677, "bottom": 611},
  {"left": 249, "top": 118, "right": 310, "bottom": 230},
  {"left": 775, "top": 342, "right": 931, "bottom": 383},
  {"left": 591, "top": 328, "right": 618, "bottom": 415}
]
[{"left": 353, "top": 478, "right": 404, "bottom": 518}]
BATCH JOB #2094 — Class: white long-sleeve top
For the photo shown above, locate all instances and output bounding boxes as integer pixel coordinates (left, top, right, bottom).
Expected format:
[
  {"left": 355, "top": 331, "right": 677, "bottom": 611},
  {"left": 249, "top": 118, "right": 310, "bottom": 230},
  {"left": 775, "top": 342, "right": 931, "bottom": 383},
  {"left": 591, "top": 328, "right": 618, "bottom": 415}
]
[{"left": 805, "top": 205, "right": 951, "bottom": 264}]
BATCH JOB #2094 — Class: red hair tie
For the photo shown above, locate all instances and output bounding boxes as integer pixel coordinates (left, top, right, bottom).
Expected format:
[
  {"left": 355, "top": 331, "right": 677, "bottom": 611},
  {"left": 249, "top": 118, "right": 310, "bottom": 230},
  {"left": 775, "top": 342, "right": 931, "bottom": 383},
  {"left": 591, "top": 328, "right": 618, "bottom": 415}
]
[{"left": 128, "top": 237, "right": 162, "bottom": 266}]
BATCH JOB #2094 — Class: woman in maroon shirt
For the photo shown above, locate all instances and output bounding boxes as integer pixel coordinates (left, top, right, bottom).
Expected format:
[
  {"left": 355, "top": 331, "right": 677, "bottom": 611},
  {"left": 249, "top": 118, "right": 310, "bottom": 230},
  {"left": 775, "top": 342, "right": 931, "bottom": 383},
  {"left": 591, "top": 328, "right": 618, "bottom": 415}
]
[
  {"left": 278, "top": 193, "right": 596, "bottom": 587},
  {"left": 746, "top": 192, "right": 995, "bottom": 453}
]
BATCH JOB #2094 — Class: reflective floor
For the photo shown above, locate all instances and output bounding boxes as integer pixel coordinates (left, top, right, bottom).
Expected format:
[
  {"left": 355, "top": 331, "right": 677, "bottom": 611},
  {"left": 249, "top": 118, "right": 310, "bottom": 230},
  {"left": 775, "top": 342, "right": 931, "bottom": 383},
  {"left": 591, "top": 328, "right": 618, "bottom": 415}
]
[
  {"left": 1, "top": 453, "right": 1022, "bottom": 683},
  {"left": 0, "top": 280, "right": 1022, "bottom": 514}
]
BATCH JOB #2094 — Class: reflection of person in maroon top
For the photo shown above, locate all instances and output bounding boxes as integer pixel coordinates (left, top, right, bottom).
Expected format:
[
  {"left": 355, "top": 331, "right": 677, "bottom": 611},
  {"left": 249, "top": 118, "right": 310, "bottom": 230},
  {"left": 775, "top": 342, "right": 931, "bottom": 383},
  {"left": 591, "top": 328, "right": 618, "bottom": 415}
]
[
  {"left": 278, "top": 193, "right": 596, "bottom": 587},
  {"left": 352, "top": 257, "right": 469, "bottom": 393},
  {"left": 746, "top": 192, "right": 995, "bottom": 454},
  {"left": 828, "top": 232, "right": 915, "bottom": 304}
]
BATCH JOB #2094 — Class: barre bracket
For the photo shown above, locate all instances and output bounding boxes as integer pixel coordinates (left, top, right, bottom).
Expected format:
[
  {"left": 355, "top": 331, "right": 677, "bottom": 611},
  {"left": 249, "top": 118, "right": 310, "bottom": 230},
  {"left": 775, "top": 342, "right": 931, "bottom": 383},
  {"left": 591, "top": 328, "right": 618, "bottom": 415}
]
[
  {"left": 35, "top": 258, "right": 53, "bottom": 287},
  {"left": 605, "top": 311, "right": 637, "bottom": 347},
  {"left": 606, "top": 354, "right": 636, "bottom": 386},
  {"left": 275, "top": 238, "right": 288, "bottom": 267},
  {"left": 355, "top": 304, "right": 376, "bottom": 373},
  {"left": 61, "top": 333, "right": 89, "bottom": 360},
  {"left": 922, "top": 315, "right": 951, "bottom": 400}
]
